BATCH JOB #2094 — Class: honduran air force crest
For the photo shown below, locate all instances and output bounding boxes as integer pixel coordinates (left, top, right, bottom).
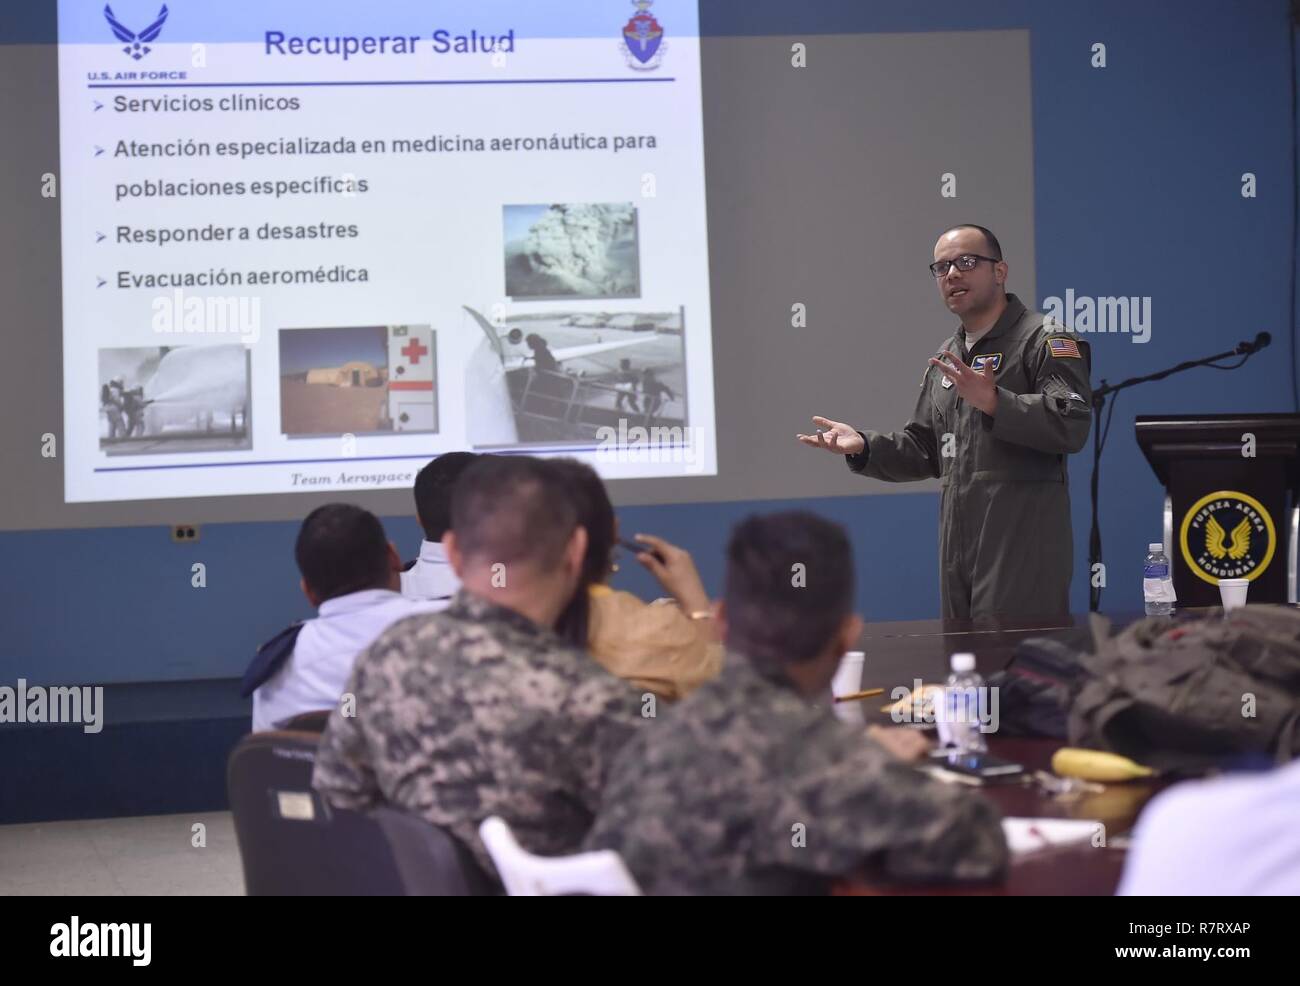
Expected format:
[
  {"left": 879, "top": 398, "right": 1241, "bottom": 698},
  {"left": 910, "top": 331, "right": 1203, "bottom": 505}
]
[
  {"left": 1179, "top": 490, "right": 1276, "bottom": 585},
  {"left": 621, "top": 1, "right": 666, "bottom": 70}
]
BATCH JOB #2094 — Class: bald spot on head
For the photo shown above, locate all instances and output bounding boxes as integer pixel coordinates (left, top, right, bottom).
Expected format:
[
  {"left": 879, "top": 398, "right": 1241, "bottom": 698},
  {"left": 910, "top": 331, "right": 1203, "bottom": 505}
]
[
  {"left": 935, "top": 224, "right": 1002, "bottom": 261},
  {"left": 449, "top": 456, "right": 578, "bottom": 573}
]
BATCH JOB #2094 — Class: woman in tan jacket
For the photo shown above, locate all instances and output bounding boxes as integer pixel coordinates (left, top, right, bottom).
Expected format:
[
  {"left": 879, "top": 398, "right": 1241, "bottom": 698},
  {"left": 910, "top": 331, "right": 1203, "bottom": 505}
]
[{"left": 551, "top": 460, "right": 723, "bottom": 700}]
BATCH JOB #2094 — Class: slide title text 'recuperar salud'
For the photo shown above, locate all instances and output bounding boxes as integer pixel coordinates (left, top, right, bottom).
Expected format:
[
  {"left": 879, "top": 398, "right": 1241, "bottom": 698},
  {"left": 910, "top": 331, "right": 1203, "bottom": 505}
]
[{"left": 264, "top": 30, "right": 517, "bottom": 61}]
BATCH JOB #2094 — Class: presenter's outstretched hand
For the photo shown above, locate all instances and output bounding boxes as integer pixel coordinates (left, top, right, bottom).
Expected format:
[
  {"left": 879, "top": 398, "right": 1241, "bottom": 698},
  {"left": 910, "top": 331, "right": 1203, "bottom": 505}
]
[{"left": 796, "top": 416, "right": 865, "bottom": 456}]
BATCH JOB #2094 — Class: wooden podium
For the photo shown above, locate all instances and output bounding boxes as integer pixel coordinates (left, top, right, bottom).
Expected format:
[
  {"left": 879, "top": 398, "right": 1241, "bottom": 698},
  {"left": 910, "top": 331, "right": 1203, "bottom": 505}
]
[{"left": 1135, "top": 414, "right": 1300, "bottom": 606}]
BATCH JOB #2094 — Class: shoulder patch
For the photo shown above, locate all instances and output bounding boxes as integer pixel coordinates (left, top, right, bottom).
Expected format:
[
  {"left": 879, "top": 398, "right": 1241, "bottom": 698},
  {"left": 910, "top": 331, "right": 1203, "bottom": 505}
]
[{"left": 1046, "top": 336, "right": 1082, "bottom": 359}]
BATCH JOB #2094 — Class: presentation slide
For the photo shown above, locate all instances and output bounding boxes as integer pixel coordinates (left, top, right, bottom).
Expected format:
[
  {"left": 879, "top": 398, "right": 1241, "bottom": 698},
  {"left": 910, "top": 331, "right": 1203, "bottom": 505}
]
[{"left": 56, "top": 0, "right": 715, "bottom": 503}]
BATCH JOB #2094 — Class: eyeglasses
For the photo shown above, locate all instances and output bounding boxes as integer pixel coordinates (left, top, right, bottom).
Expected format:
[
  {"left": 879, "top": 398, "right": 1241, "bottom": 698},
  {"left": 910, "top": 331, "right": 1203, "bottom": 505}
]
[{"left": 929, "top": 254, "right": 1000, "bottom": 277}]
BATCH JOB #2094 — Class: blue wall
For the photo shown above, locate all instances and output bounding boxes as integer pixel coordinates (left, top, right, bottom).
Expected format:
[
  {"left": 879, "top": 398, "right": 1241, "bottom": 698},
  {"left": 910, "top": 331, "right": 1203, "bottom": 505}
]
[
  {"left": 2, "top": 1, "right": 1297, "bottom": 692},
  {"left": 0, "top": 495, "right": 946, "bottom": 686}
]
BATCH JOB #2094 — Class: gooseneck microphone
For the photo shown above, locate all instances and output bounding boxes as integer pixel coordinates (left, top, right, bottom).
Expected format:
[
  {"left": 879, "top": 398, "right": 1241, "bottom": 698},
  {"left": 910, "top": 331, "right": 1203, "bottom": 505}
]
[{"left": 1236, "top": 331, "right": 1272, "bottom": 355}]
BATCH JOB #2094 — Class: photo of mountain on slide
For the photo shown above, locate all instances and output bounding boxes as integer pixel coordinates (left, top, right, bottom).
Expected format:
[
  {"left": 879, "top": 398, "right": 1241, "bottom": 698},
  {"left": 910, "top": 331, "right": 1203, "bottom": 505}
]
[{"left": 503, "top": 203, "right": 641, "bottom": 300}]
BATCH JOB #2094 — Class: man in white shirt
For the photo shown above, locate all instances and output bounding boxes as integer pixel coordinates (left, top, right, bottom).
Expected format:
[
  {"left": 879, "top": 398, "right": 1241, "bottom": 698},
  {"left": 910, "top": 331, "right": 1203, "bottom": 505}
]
[
  {"left": 401, "top": 451, "right": 480, "bottom": 602},
  {"left": 246, "top": 503, "right": 443, "bottom": 732},
  {"left": 1118, "top": 758, "right": 1300, "bottom": 895}
]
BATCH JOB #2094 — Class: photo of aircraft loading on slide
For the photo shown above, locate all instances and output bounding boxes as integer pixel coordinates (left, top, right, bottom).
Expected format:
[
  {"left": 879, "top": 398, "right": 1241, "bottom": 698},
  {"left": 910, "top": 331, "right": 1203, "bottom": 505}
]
[{"left": 462, "top": 305, "right": 690, "bottom": 448}]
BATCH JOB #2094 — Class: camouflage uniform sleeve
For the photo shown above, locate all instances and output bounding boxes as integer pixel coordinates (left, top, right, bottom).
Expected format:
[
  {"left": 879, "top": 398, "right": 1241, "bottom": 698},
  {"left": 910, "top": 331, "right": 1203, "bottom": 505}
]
[
  {"left": 986, "top": 325, "right": 1092, "bottom": 454},
  {"left": 847, "top": 363, "right": 942, "bottom": 482},
  {"left": 310, "top": 649, "right": 382, "bottom": 812},
  {"left": 563, "top": 671, "right": 643, "bottom": 812},
  {"left": 757, "top": 739, "right": 1009, "bottom": 884}
]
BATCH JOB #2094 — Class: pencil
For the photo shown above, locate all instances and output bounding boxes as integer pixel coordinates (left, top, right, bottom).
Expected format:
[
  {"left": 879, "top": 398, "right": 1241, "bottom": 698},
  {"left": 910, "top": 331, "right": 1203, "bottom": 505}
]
[{"left": 833, "top": 688, "right": 885, "bottom": 703}]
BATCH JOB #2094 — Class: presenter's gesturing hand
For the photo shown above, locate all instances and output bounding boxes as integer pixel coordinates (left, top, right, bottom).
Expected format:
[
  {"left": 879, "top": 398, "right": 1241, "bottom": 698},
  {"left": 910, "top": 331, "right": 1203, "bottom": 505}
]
[
  {"left": 927, "top": 353, "right": 998, "bottom": 416},
  {"left": 796, "top": 416, "right": 865, "bottom": 456}
]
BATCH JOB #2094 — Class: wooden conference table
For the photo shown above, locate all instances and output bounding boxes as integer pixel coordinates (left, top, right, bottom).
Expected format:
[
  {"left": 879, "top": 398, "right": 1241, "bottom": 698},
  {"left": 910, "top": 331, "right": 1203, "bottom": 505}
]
[{"left": 836, "top": 612, "right": 1165, "bottom": 896}]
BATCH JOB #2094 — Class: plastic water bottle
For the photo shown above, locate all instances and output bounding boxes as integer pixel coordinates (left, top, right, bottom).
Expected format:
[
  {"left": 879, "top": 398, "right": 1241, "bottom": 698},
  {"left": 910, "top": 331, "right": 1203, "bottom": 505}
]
[
  {"left": 1143, "top": 542, "right": 1176, "bottom": 616},
  {"left": 939, "top": 653, "right": 988, "bottom": 754}
]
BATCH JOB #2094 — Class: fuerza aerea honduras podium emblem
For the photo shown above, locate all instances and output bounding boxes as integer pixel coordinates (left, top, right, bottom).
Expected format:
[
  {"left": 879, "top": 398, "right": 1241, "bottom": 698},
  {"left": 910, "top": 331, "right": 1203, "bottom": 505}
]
[
  {"left": 620, "top": 0, "right": 667, "bottom": 71},
  {"left": 1179, "top": 490, "right": 1276, "bottom": 585}
]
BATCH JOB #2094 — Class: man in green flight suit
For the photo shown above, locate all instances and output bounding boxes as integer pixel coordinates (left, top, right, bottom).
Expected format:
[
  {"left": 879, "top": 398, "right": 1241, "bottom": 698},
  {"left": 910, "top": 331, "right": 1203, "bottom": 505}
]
[{"left": 798, "top": 225, "right": 1092, "bottom": 618}]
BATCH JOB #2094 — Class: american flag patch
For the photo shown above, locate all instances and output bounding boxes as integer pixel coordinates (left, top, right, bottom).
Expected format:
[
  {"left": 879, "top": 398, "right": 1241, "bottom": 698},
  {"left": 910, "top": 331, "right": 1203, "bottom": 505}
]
[{"left": 1047, "top": 336, "right": 1082, "bottom": 359}]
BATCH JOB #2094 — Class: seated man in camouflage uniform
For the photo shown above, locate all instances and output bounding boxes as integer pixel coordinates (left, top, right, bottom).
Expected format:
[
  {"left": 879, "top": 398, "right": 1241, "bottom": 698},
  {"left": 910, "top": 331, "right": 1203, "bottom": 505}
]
[
  {"left": 584, "top": 510, "right": 1009, "bottom": 894},
  {"left": 312, "top": 456, "right": 644, "bottom": 879}
]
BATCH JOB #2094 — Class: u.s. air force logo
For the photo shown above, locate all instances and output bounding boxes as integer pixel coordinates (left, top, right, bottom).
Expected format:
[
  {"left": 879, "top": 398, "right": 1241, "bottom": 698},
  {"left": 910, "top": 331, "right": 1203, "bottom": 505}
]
[
  {"left": 105, "top": 4, "right": 169, "bottom": 61},
  {"left": 1179, "top": 490, "right": 1276, "bottom": 585}
]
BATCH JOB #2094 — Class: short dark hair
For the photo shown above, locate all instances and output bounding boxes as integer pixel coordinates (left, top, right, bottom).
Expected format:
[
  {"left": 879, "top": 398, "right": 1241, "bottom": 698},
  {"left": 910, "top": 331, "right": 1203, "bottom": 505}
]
[
  {"left": 942, "top": 223, "right": 1002, "bottom": 260},
  {"left": 548, "top": 459, "right": 616, "bottom": 584},
  {"left": 413, "top": 451, "right": 480, "bottom": 541},
  {"left": 724, "top": 511, "right": 855, "bottom": 673},
  {"left": 548, "top": 459, "right": 616, "bottom": 645},
  {"left": 295, "top": 504, "right": 391, "bottom": 603},
  {"left": 450, "top": 456, "right": 578, "bottom": 572}
]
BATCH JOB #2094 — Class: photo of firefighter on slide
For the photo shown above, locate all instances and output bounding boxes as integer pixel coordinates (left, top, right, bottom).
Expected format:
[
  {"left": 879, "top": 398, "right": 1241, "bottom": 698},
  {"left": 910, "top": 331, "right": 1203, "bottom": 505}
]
[{"left": 98, "top": 345, "right": 251, "bottom": 455}]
